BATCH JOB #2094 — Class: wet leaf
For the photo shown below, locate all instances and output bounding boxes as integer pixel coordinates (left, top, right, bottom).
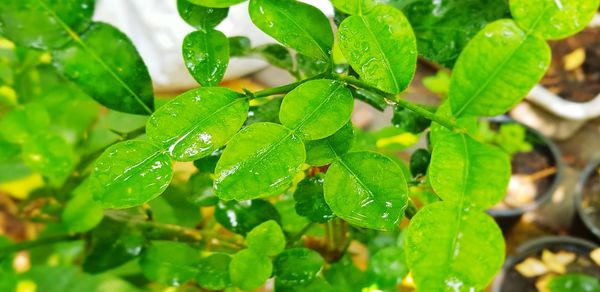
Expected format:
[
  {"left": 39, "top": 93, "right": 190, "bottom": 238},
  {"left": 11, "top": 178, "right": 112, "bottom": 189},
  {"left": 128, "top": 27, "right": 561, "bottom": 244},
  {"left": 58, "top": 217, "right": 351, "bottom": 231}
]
[
  {"left": 510, "top": 0, "right": 599, "bottom": 40},
  {"left": 89, "top": 140, "right": 173, "bottom": 209},
  {"left": 230, "top": 249, "right": 273, "bottom": 290},
  {"left": 140, "top": 241, "right": 200, "bottom": 287},
  {"left": 274, "top": 248, "right": 324, "bottom": 288},
  {"left": 0, "top": 103, "right": 50, "bottom": 144},
  {"left": 196, "top": 253, "right": 232, "bottom": 290},
  {"left": 249, "top": 0, "right": 334, "bottom": 61},
  {"left": 214, "top": 199, "right": 281, "bottom": 235},
  {"left": 546, "top": 273, "right": 600, "bottom": 292},
  {"left": 62, "top": 181, "right": 104, "bottom": 233},
  {"left": 188, "top": 0, "right": 246, "bottom": 8},
  {"left": 305, "top": 122, "right": 354, "bottom": 166},
  {"left": 177, "top": 0, "right": 228, "bottom": 29},
  {"left": 338, "top": 5, "right": 417, "bottom": 94},
  {"left": 280, "top": 80, "right": 354, "bottom": 140},
  {"left": 324, "top": 151, "right": 408, "bottom": 230},
  {"left": 146, "top": 87, "right": 248, "bottom": 161},
  {"left": 182, "top": 29, "right": 229, "bottom": 86},
  {"left": 22, "top": 133, "right": 75, "bottom": 186},
  {"left": 448, "top": 19, "right": 550, "bottom": 117},
  {"left": 405, "top": 201, "right": 504, "bottom": 291},
  {"left": 214, "top": 122, "right": 305, "bottom": 200},
  {"left": 52, "top": 22, "right": 154, "bottom": 115},
  {"left": 247, "top": 220, "right": 286, "bottom": 256},
  {"left": 330, "top": 0, "right": 380, "bottom": 15},
  {"left": 293, "top": 176, "right": 335, "bottom": 223}
]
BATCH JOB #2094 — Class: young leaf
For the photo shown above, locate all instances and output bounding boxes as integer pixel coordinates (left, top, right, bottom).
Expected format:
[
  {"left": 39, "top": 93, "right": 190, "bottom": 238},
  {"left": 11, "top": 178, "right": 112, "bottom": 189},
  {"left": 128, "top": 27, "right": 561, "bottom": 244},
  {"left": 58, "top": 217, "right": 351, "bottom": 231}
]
[
  {"left": 62, "top": 181, "right": 104, "bottom": 233},
  {"left": 448, "top": 19, "right": 550, "bottom": 117},
  {"left": 140, "top": 241, "right": 201, "bottom": 287},
  {"left": 510, "top": 0, "right": 599, "bottom": 40},
  {"left": 177, "top": 0, "right": 228, "bottom": 30},
  {"left": 182, "top": 29, "right": 230, "bottom": 86},
  {"left": 22, "top": 133, "right": 75, "bottom": 186},
  {"left": 0, "top": 103, "right": 50, "bottom": 144},
  {"left": 280, "top": 79, "right": 354, "bottom": 140},
  {"left": 330, "top": 0, "right": 380, "bottom": 15},
  {"left": 404, "top": 201, "right": 505, "bottom": 291},
  {"left": 52, "top": 22, "right": 155, "bottom": 115},
  {"left": 293, "top": 176, "right": 335, "bottom": 223},
  {"left": 305, "top": 122, "right": 354, "bottom": 166},
  {"left": 188, "top": 0, "right": 246, "bottom": 8},
  {"left": 0, "top": 0, "right": 95, "bottom": 50},
  {"left": 338, "top": 5, "right": 417, "bottom": 94},
  {"left": 214, "top": 199, "right": 281, "bottom": 235},
  {"left": 230, "top": 249, "right": 273, "bottom": 291},
  {"left": 89, "top": 140, "right": 173, "bottom": 209},
  {"left": 246, "top": 220, "right": 286, "bottom": 256},
  {"left": 196, "top": 253, "right": 232, "bottom": 290},
  {"left": 249, "top": 0, "right": 334, "bottom": 61},
  {"left": 146, "top": 87, "right": 248, "bottom": 161},
  {"left": 214, "top": 122, "right": 305, "bottom": 200},
  {"left": 324, "top": 151, "right": 408, "bottom": 230},
  {"left": 274, "top": 248, "right": 324, "bottom": 288},
  {"left": 429, "top": 133, "right": 510, "bottom": 209}
]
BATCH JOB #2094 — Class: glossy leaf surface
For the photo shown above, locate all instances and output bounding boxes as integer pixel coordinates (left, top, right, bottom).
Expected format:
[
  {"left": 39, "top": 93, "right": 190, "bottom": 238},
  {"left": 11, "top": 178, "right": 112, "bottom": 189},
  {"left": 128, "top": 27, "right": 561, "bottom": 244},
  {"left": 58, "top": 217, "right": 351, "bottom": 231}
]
[
  {"left": 405, "top": 201, "right": 504, "bottom": 291},
  {"left": 324, "top": 151, "right": 408, "bottom": 230},
  {"left": 214, "top": 199, "right": 281, "bottom": 235},
  {"left": 22, "top": 133, "right": 75, "bottom": 186},
  {"left": 249, "top": 0, "right": 334, "bottom": 60},
  {"left": 274, "top": 248, "right": 324, "bottom": 288},
  {"left": 330, "top": 0, "right": 379, "bottom": 15},
  {"left": 177, "top": 0, "right": 228, "bottom": 29},
  {"left": 146, "top": 87, "right": 248, "bottom": 161},
  {"left": 196, "top": 253, "right": 232, "bottom": 290},
  {"left": 429, "top": 133, "right": 510, "bottom": 209},
  {"left": 182, "top": 29, "right": 229, "bottom": 86},
  {"left": 140, "top": 242, "right": 200, "bottom": 287},
  {"left": 89, "top": 140, "right": 173, "bottom": 209},
  {"left": 280, "top": 80, "right": 353, "bottom": 140},
  {"left": 448, "top": 19, "right": 550, "bottom": 117},
  {"left": 293, "top": 176, "right": 335, "bottom": 223},
  {"left": 188, "top": 0, "right": 245, "bottom": 8},
  {"left": 214, "top": 122, "right": 305, "bottom": 200},
  {"left": 230, "top": 249, "right": 272, "bottom": 291},
  {"left": 305, "top": 122, "right": 354, "bottom": 166},
  {"left": 338, "top": 5, "right": 417, "bottom": 94},
  {"left": 247, "top": 220, "right": 286, "bottom": 256},
  {"left": 52, "top": 22, "right": 154, "bottom": 115}
]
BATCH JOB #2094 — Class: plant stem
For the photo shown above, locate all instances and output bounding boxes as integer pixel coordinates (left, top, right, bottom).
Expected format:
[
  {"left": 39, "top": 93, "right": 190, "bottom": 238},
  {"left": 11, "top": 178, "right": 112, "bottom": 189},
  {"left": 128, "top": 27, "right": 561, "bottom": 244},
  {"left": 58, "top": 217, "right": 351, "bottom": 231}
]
[
  {"left": 250, "top": 73, "right": 329, "bottom": 99},
  {"left": 0, "top": 234, "right": 82, "bottom": 255}
]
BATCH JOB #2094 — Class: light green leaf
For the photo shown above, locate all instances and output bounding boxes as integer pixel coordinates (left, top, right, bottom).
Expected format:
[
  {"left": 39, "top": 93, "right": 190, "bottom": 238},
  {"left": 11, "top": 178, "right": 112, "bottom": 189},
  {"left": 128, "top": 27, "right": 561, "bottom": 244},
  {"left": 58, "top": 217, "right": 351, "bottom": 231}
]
[
  {"left": 140, "top": 241, "right": 201, "bottom": 287},
  {"left": 429, "top": 133, "right": 511, "bottom": 209},
  {"left": 448, "top": 19, "right": 550, "bottom": 117},
  {"left": 404, "top": 201, "right": 505, "bottom": 291},
  {"left": 246, "top": 220, "right": 286, "bottom": 256},
  {"left": 0, "top": 0, "right": 95, "bottom": 50},
  {"left": 338, "top": 5, "right": 417, "bottom": 94},
  {"left": 177, "top": 0, "right": 228, "bottom": 29},
  {"left": 0, "top": 103, "right": 50, "bottom": 144},
  {"left": 330, "top": 0, "right": 380, "bottom": 15},
  {"left": 293, "top": 176, "right": 335, "bottom": 223},
  {"left": 305, "top": 122, "right": 354, "bottom": 166},
  {"left": 230, "top": 249, "right": 273, "bottom": 291},
  {"left": 280, "top": 80, "right": 354, "bottom": 140},
  {"left": 249, "top": 0, "right": 334, "bottom": 61},
  {"left": 89, "top": 140, "right": 173, "bottom": 209},
  {"left": 187, "top": 0, "right": 246, "bottom": 8},
  {"left": 52, "top": 22, "right": 154, "bottom": 115},
  {"left": 182, "top": 29, "right": 229, "bottom": 86},
  {"left": 367, "top": 246, "right": 408, "bottom": 289},
  {"left": 324, "top": 151, "right": 408, "bottom": 230},
  {"left": 146, "top": 87, "right": 248, "bottom": 162},
  {"left": 214, "top": 122, "right": 305, "bottom": 200},
  {"left": 510, "top": 0, "right": 599, "bottom": 40},
  {"left": 22, "top": 133, "right": 75, "bottom": 186},
  {"left": 214, "top": 199, "right": 281, "bottom": 235},
  {"left": 62, "top": 181, "right": 104, "bottom": 233},
  {"left": 196, "top": 253, "right": 232, "bottom": 290},
  {"left": 274, "top": 248, "right": 324, "bottom": 288}
]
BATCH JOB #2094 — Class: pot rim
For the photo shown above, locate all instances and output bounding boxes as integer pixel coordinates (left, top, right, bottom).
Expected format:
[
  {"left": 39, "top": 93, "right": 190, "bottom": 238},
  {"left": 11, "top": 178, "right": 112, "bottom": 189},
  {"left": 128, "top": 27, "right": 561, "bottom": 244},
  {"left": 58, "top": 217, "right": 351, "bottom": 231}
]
[{"left": 574, "top": 159, "right": 600, "bottom": 240}]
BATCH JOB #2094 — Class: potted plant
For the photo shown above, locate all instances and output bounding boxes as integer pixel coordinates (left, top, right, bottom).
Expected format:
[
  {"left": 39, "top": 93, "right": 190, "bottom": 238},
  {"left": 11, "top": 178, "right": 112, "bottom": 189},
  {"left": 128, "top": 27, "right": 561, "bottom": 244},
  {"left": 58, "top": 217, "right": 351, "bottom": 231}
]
[{"left": 573, "top": 160, "right": 600, "bottom": 242}]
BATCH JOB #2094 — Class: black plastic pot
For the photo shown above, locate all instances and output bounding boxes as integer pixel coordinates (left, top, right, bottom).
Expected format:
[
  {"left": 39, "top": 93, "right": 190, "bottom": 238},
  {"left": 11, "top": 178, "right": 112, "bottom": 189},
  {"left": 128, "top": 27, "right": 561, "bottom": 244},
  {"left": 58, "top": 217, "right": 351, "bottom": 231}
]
[
  {"left": 486, "top": 117, "right": 564, "bottom": 231},
  {"left": 572, "top": 160, "right": 600, "bottom": 243},
  {"left": 492, "top": 236, "right": 600, "bottom": 292}
]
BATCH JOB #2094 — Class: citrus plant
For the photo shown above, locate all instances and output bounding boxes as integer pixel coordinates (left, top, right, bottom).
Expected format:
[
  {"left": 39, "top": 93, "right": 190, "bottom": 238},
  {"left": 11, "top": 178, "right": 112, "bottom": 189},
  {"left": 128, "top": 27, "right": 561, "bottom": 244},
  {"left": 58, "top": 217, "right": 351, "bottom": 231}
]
[{"left": 0, "top": 0, "right": 598, "bottom": 291}]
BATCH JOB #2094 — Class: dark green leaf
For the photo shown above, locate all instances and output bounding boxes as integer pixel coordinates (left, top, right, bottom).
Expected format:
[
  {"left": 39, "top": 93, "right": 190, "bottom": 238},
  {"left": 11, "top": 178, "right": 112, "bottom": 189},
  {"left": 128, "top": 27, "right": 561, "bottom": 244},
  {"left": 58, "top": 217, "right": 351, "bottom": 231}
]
[
  {"left": 249, "top": 0, "right": 334, "bottom": 61},
  {"left": 338, "top": 5, "right": 417, "bottom": 94},
  {"left": 52, "top": 22, "right": 154, "bottom": 115},
  {"left": 324, "top": 151, "right": 408, "bottom": 230},
  {"left": 22, "top": 132, "right": 75, "bottom": 186},
  {"left": 188, "top": 0, "right": 246, "bottom": 8},
  {"left": 246, "top": 220, "right": 286, "bottom": 256},
  {"left": 305, "top": 122, "right": 354, "bottom": 166},
  {"left": 0, "top": 103, "right": 50, "bottom": 144},
  {"left": 246, "top": 97, "right": 282, "bottom": 125},
  {"left": 324, "top": 257, "right": 366, "bottom": 292},
  {"left": 229, "top": 36, "right": 252, "bottom": 57},
  {"left": 177, "top": 0, "right": 228, "bottom": 29},
  {"left": 197, "top": 253, "right": 232, "bottom": 290},
  {"left": 214, "top": 122, "right": 305, "bottom": 200},
  {"left": 182, "top": 29, "right": 230, "bottom": 86},
  {"left": 409, "top": 148, "right": 430, "bottom": 177},
  {"left": 367, "top": 246, "right": 408, "bottom": 288},
  {"left": 546, "top": 273, "right": 600, "bottom": 292},
  {"left": 350, "top": 87, "right": 387, "bottom": 111},
  {"left": 391, "top": 105, "right": 433, "bottom": 134},
  {"left": 140, "top": 241, "right": 200, "bottom": 287},
  {"left": 293, "top": 176, "right": 334, "bottom": 223},
  {"left": 274, "top": 248, "right": 324, "bottom": 288},
  {"left": 62, "top": 181, "right": 104, "bottom": 233},
  {"left": 188, "top": 172, "right": 217, "bottom": 206},
  {"left": 254, "top": 44, "right": 293, "bottom": 70},
  {"left": 230, "top": 249, "right": 272, "bottom": 290},
  {"left": 214, "top": 199, "right": 281, "bottom": 235},
  {"left": 148, "top": 184, "right": 202, "bottom": 228},
  {"left": 296, "top": 53, "right": 329, "bottom": 78},
  {"left": 146, "top": 87, "right": 248, "bottom": 161},
  {"left": 89, "top": 140, "right": 173, "bottom": 209}
]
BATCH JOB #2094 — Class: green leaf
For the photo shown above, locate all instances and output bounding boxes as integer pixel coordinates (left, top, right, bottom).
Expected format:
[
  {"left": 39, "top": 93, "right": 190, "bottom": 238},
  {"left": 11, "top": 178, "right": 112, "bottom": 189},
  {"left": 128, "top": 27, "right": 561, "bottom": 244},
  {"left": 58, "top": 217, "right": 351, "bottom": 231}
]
[
  {"left": 429, "top": 133, "right": 510, "bottom": 209},
  {"left": 22, "top": 133, "right": 75, "bottom": 186},
  {"left": 177, "top": 0, "right": 228, "bottom": 29},
  {"left": 20, "top": 265, "right": 140, "bottom": 292},
  {"left": 247, "top": 220, "right": 286, "bottom": 256},
  {"left": 280, "top": 80, "right": 354, "bottom": 140},
  {"left": 305, "top": 122, "right": 354, "bottom": 166},
  {"left": 187, "top": 0, "right": 246, "bottom": 8},
  {"left": 404, "top": 201, "right": 505, "bottom": 291},
  {"left": 249, "top": 0, "right": 334, "bottom": 61},
  {"left": 330, "top": 0, "right": 380, "bottom": 15},
  {"left": 230, "top": 249, "right": 273, "bottom": 291},
  {"left": 196, "top": 253, "right": 232, "bottom": 290},
  {"left": 324, "top": 257, "right": 366, "bottom": 292},
  {"left": 52, "top": 22, "right": 154, "bottom": 115},
  {"left": 149, "top": 185, "right": 202, "bottom": 228},
  {"left": 182, "top": 29, "right": 229, "bottom": 86},
  {"left": 229, "top": 36, "right": 252, "bottom": 57},
  {"left": 296, "top": 53, "right": 329, "bottom": 78},
  {"left": 62, "top": 181, "right": 104, "bottom": 233},
  {"left": 0, "top": 0, "right": 95, "bottom": 50},
  {"left": 409, "top": 148, "right": 430, "bottom": 177},
  {"left": 0, "top": 237, "right": 17, "bottom": 292},
  {"left": 546, "top": 273, "right": 600, "bottom": 292},
  {"left": 146, "top": 87, "right": 248, "bottom": 161},
  {"left": 140, "top": 241, "right": 200, "bottom": 287},
  {"left": 214, "top": 122, "right": 305, "bottom": 200},
  {"left": 293, "top": 176, "right": 335, "bottom": 223},
  {"left": 246, "top": 97, "right": 282, "bottom": 125},
  {"left": 391, "top": 105, "right": 433, "bottom": 134},
  {"left": 188, "top": 172, "right": 217, "bottom": 206},
  {"left": 0, "top": 103, "right": 50, "bottom": 144},
  {"left": 338, "top": 5, "right": 417, "bottom": 94},
  {"left": 367, "top": 246, "right": 408, "bottom": 289},
  {"left": 274, "top": 248, "right": 324, "bottom": 288},
  {"left": 254, "top": 44, "right": 293, "bottom": 70},
  {"left": 510, "top": 0, "right": 599, "bottom": 40},
  {"left": 214, "top": 199, "right": 281, "bottom": 235},
  {"left": 448, "top": 19, "right": 550, "bottom": 117},
  {"left": 89, "top": 140, "right": 173, "bottom": 209},
  {"left": 350, "top": 87, "right": 387, "bottom": 111},
  {"left": 274, "top": 198, "right": 310, "bottom": 234},
  {"left": 324, "top": 151, "right": 408, "bottom": 230}
]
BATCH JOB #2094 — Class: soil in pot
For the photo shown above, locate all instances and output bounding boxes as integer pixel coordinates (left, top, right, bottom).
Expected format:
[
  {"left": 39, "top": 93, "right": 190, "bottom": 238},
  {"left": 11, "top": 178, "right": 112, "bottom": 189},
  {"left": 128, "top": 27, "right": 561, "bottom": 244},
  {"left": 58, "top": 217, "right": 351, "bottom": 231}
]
[
  {"left": 580, "top": 164, "right": 600, "bottom": 237},
  {"left": 540, "top": 26, "right": 600, "bottom": 103}
]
